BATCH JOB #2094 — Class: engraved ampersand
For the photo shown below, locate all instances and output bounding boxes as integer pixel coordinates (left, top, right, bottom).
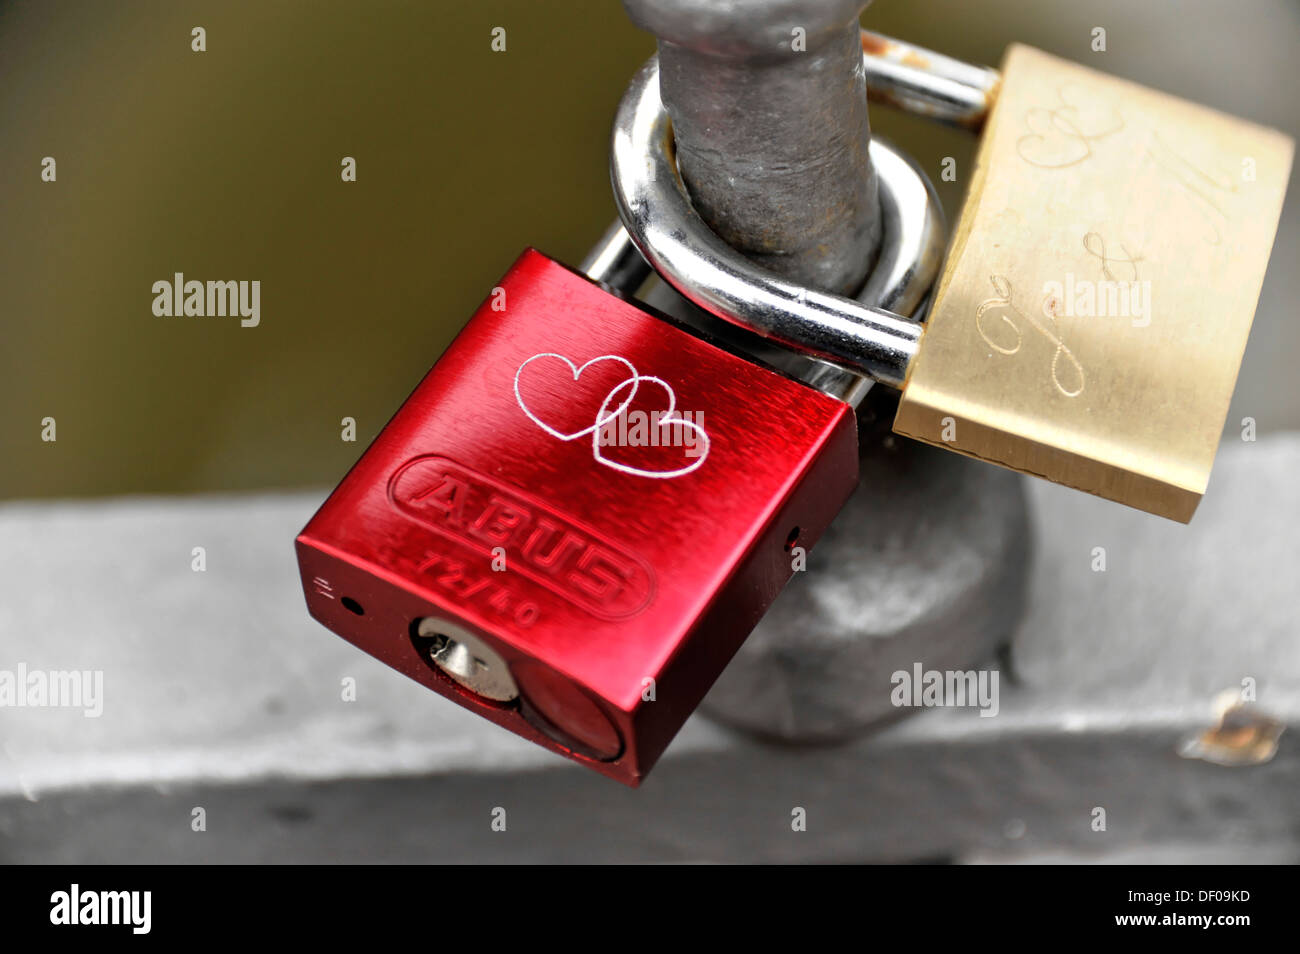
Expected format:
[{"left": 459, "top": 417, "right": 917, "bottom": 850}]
[{"left": 1082, "top": 231, "right": 1141, "bottom": 282}]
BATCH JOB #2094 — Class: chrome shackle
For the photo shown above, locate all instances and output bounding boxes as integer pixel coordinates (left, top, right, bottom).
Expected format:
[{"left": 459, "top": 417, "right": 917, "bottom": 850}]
[{"left": 601, "top": 34, "right": 998, "bottom": 389}]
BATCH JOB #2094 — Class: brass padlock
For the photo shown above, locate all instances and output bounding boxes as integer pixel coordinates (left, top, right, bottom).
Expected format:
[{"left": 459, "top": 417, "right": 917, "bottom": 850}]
[
  {"left": 614, "top": 40, "right": 1293, "bottom": 523},
  {"left": 892, "top": 44, "right": 1293, "bottom": 522}
]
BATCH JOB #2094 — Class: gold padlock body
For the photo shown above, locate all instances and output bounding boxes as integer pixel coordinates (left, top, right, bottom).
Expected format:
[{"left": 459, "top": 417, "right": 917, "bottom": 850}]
[{"left": 893, "top": 44, "right": 1293, "bottom": 522}]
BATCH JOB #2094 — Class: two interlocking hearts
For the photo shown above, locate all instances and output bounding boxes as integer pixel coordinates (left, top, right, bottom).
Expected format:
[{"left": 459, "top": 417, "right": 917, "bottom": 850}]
[{"left": 512, "top": 353, "right": 710, "bottom": 479}]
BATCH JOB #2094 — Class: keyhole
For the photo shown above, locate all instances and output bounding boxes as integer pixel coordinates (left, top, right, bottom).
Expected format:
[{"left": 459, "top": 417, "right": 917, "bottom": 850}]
[{"left": 409, "top": 617, "right": 518, "bottom": 704}]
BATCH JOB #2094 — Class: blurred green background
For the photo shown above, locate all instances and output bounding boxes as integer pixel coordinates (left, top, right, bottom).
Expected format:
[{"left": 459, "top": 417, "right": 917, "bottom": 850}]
[{"left": 2, "top": 0, "right": 1296, "bottom": 499}]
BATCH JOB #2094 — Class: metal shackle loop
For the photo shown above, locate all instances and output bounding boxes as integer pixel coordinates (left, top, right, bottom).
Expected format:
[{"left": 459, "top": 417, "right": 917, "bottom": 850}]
[
  {"left": 608, "top": 36, "right": 999, "bottom": 388},
  {"left": 859, "top": 30, "right": 1000, "bottom": 130},
  {"left": 612, "top": 56, "right": 936, "bottom": 388}
]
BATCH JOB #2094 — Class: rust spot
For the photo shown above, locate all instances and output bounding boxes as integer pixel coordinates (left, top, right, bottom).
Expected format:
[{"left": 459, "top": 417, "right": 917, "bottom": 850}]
[
  {"left": 860, "top": 31, "right": 891, "bottom": 56},
  {"left": 1178, "top": 690, "right": 1285, "bottom": 767},
  {"left": 901, "top": 50, "right": 930, "bottom": 69}
]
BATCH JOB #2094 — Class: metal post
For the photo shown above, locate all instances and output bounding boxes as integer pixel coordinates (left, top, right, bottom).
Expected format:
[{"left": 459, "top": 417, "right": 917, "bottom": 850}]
[{"left": 622, "top": 0, "right": 881, "bottom": 297}]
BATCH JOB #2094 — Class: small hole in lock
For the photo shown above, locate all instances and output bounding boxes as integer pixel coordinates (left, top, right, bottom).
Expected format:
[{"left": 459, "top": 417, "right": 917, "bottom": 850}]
[
  {"left": 341, "top": 597, "right": 365, "bottom": 616},
  {"left": 784, "top": 526, "right": 802, "bottom": 552}
]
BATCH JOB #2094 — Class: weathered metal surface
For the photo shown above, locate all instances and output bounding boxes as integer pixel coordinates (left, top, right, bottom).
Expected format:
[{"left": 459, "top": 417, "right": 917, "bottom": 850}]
[
  {"left": 700, "top": 414, "right": 1030, "bottom": 741},
  {"left": 860, "top": 29, "right": 1000, "bottom": 129},
  {"left": 622, "top": 0, "right": 881, "bottom": 296}
]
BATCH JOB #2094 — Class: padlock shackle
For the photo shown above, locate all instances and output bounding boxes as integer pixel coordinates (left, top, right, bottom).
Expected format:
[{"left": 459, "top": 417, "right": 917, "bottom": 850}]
[
  {"left": 579, "top": 220, "right": 652, "bottom": 295},
  {"left": 861, "top": 30, "right": 1001, "bottom": 131},
  {"left": 611, "top": 56, "right": 944, "bottom": 388}
]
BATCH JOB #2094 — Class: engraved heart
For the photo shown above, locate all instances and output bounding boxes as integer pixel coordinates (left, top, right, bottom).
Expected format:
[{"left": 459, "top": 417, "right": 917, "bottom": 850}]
[
  {"left": 513, "top": 353, "right": 639, "bottom": 441},
  {"left": 1016, "top": 106, "right": 1092, "bottom": 169},
  {"left": 592, "top": 375, "right": 710, "bottom": 479},
  {"left": 1015, "top": 86, "right": 1123, "bottom": 170}
]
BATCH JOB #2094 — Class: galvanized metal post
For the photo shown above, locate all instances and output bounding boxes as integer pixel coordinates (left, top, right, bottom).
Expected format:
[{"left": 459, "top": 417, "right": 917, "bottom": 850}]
[{"left": 622, "top": 0, "right": 881, "bottom": 296}]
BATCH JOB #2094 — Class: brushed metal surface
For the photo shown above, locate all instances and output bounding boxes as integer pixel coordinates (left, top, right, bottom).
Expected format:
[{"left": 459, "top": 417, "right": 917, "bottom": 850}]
[
  {"left": 894, "top": 44, "right": 1294, "bottom": 522},
  {"left": 296, "top": 250, "right": 859, "bottom": 784}
]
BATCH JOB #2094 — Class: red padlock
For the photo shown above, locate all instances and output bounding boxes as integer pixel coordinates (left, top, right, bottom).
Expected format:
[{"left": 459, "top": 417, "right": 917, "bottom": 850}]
[{"left": 296, "top": 250, "right": 858, "bottom": 785}]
